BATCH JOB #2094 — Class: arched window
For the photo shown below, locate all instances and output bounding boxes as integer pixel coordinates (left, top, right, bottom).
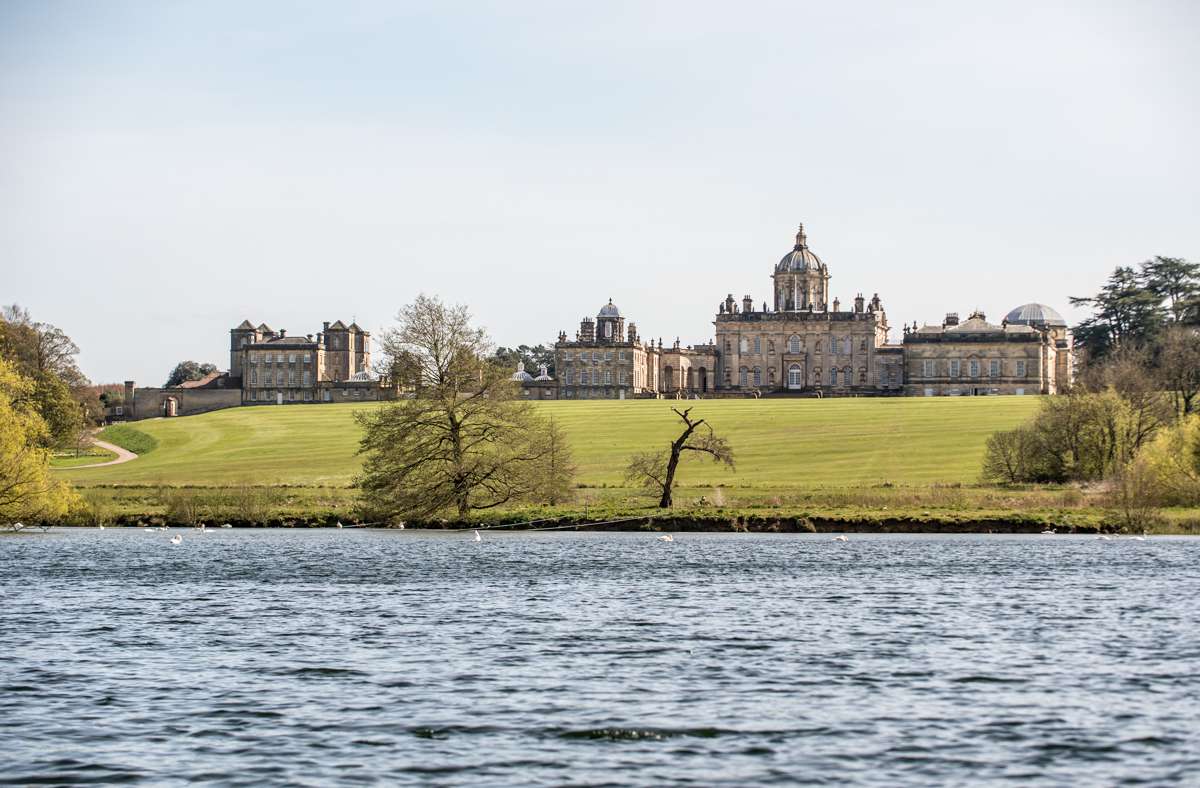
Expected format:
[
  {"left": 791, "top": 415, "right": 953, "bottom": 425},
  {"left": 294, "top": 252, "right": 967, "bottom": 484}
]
[
  {"left": 831, "top": 337, "right": 839, "bottom": 355},
  {"left": 830, "top": 368, "right": 838, "bottom": 386},
  {"left": 788, "top": 335, "right": 801, "bottom": 354},
  {"left": 753, "top": 336, "right": 761, "bottom": 354},
  {"left": 739, "top": 367, "right": 749, "bottom": 387},
  {"left": 753, "top": 367, "right": 762, "bottom": 386},
  {"left": 844, "top": 366, "right": 852, "bottom": 385},
  {"left": 788, "top": 364, "right": 802, "bottom": 388},
  {"left": 664, "top": 366, "right": 674, "bottom": 390}
]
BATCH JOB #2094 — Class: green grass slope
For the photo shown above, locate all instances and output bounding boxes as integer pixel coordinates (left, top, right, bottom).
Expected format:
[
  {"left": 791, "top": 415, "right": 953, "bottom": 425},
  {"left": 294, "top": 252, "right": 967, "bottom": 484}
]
[{"left": 63, "top": 397, "right": 1040, "bottom": 488}]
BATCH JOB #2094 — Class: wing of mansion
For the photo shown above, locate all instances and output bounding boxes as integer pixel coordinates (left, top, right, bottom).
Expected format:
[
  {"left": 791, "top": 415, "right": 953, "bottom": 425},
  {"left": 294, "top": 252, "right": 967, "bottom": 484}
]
[{"left": 113, "top": 223, "right": 1071, "bottom": 419}]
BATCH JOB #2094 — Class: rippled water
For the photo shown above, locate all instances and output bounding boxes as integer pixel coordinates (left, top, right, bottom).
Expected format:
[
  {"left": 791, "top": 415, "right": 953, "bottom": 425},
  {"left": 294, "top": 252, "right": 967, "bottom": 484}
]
[{"left": 2, "top": 529, "right": 1198, "bottom": 785}]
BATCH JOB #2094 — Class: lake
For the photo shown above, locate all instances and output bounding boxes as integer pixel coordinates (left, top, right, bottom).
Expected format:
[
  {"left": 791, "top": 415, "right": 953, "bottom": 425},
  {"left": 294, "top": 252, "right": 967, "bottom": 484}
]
[{"left": 2, "top": 529, "right": 1197, "bottom": 785}]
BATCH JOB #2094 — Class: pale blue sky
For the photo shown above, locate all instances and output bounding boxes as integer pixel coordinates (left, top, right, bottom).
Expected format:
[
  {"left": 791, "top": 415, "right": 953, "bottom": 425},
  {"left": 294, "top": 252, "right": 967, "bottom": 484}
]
[{"left": 2, "top": 1, "right": 1197, "bottom": 385}]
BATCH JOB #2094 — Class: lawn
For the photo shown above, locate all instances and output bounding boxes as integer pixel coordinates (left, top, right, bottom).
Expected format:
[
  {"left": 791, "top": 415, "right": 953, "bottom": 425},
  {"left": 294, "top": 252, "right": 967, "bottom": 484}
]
[{"left": 63, "top": 397, "right": 1042, "bottom": 488}]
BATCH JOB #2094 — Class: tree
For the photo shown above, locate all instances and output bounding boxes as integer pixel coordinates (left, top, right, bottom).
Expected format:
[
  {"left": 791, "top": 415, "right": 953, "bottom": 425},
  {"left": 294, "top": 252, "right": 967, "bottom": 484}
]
[
  {"left": 164, "top": 361, "right": 218, "bottom": 388},
  {"left": 1070, "top": 267, "right": 1165, "bottom": 360},
  {"left": 625, "top": 407, "right": 734, "bottom": 508},
  {"left": 530, "top": 416, "right": 576, "bottom": 506},
  {"left": 492, "top": 344, "right": 555, "bottom": 376},
  {"left": 1157, "top": 325, "right": 1200, "bottom": 415},
  {"left": 0, "top": 357, "right": 76, "bottom": 522},
  {"left": 355, "top": 295, "right": 575, "bottom": 520},
  {"left": 1142, "top": 256, "right": 1200, "bottom": 324},
  {"left": 0, "top": 305, "right": 87, "bottom": 388}
]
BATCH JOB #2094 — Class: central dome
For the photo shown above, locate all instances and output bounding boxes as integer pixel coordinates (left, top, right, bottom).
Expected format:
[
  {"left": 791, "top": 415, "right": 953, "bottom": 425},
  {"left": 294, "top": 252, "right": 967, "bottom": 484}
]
[{"left": 775, "top": 224, "right": 824, "bottom": 273}]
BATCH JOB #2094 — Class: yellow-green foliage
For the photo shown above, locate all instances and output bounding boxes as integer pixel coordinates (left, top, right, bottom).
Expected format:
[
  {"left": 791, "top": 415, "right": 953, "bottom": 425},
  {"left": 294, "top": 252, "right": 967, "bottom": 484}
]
[
  {"left": 1139, "top": 415, "right": 1200, "bottom": 505},
  {"left": 0, "top": 357, "right": 77, "bottom": 520},
  {"left": 62, "top": 396, "right": 1041, "bottom": 488}
]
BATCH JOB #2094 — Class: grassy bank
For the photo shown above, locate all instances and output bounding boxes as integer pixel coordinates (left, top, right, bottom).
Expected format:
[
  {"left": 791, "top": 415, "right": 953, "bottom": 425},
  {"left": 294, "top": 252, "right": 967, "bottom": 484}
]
[{"left": 60, "top": 397, "right": 1200, "bottom": 532}]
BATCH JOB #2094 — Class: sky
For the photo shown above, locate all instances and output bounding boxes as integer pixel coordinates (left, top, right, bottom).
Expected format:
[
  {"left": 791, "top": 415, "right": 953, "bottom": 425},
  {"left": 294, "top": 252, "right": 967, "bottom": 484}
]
[{"left": 2, "top": 0, "right": 1197, "bottom": 386}]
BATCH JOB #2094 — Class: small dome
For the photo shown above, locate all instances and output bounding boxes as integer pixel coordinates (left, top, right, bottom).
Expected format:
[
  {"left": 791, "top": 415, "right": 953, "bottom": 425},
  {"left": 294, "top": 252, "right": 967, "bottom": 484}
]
[
  {"left": 533, "top": 364, "right": 553, "bottom": 382},
  {"left": 348, "top": 370, "right": 376, "bottom": 382},
  {"left": 775, "top": 223, "right": 824, "bottom": 273},
  {"left": 510, "top": 362, "right": 533, "bottom": 383},
  {"left": 598, "top": 299, "right": 621, "bottom": 318},
  {"left": 1005, "top": 303, "right": 1067, "bottom": 327}
]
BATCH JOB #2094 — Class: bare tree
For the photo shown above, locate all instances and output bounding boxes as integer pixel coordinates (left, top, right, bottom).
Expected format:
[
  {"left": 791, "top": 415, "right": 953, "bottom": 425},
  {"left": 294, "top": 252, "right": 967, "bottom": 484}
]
[
  {"left": 356, "top": 295, "right": 575, "bottom": 521},
  {"left": 626, "top": 407, "right": 734, "bottom": 508},
  {"left": 1158, "top": 325, "right": 1200, "bottom": 415}
]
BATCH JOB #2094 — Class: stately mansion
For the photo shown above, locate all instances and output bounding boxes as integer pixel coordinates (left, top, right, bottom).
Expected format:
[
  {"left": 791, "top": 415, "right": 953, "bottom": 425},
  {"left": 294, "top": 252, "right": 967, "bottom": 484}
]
[
  {"left": 536, "top": 223, "right": 1071, "bottom": 400},
  {"left": 114, "top": 221, "right": 1072, "bottom": 420}
]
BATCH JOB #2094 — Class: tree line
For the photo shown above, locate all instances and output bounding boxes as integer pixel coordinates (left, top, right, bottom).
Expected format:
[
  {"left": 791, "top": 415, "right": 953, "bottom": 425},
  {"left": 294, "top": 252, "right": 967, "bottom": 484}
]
[{"left": 984, "top": 254, "right": 1200, "bottom": 528}]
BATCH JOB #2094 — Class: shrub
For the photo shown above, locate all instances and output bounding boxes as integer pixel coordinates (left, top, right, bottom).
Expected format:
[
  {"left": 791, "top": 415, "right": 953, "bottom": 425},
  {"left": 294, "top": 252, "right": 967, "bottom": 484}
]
[
  {"left": 1137, "top": 415, "right": 1200, "bottom": 506},
  {"left": 1106, "top": 457, "right": 1165, "bottom": 533}
]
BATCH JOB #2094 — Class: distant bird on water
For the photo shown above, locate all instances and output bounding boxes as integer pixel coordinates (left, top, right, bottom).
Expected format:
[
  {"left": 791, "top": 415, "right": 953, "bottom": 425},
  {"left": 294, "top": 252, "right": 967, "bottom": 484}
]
[
  {"left": 220, "top": 523, "right": 232, "bottom": 529},
  {"left": 833, "top": 535, "right": 848, "bottom": 542},
  {"left": 170, "top": 534, "right": 182, "bottom": 545},
  {"left": 1096, "top": 534, "right": 1111, "bottom": 541},
  {"left": 336, "top": 521, "right": 343, "bottom": 529},
  {"left": 1041, "top": 528, "right": 1057, "bottom": 535},
  {"left": 473, "top": 530, "right": 482, "bottom": 542},
  {"left": 98, "top": 524, "right": 105, "bottom": 530},
  {"left": 1129, "top": 535, "right": 1147, "bottom": 541},
  {"left": 658, "top": 534, "right": 674, "bottom": 542}
]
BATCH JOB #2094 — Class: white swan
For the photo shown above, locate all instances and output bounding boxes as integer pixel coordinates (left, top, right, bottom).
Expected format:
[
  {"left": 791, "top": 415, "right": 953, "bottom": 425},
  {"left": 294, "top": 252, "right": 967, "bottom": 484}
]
[
  {"left": 473, "top": 530, "right": 482, "bottom": 542},
  {"left": 220, "top": 523, "right": 232, "bottom": 528},
  {"left": 1129, "top": 535, "right": 1147, "bottom": 541},
  {"left": 170, "top": 534, "right": 182, "bottom": 545},
  {"left": 833, "top": 535, "right": 848, "bottom": 542},
  {"left": 336, "top": 521, "right": 343, "bottom": 529},
  {"left": 1096, "top": 534, "right": 1111, "bottom": 540},
  {"left": 98, "top": 524, "right": 105, "bottom": 530},
  {"left": 143, "top": 527, "right": 154, "bottom": 532},
  {"left": 658, "top": 534, "right": 674, "bottom": 542},
  {"left": 1041, "top": 528, "right": 1056, "bottom": 535}
]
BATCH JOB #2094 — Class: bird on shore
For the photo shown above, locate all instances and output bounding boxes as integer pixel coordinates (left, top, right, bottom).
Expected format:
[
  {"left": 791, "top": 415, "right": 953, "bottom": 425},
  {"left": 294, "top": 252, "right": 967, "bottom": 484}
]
[
  {"left": 658, "top": 534, "right": 674, "bottom": 542},
  {"left": 833, "top": 535, "right": 848, "bottom": 542},
  {"left": 473, "top": 530, "right": 482, "bottom": 542},
  {"left": 170, "top": 534, "right": 182, "bottom": 545}
]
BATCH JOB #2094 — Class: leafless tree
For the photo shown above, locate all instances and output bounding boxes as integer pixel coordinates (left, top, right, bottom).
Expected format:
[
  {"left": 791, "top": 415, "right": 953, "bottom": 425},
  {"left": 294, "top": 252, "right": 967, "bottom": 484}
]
[{"left": 626, "top": 407, "right": 734, "bottom": 508}]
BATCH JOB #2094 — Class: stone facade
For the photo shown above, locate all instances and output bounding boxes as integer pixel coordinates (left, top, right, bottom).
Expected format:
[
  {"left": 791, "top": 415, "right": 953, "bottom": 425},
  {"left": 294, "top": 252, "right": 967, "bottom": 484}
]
[{"left": 550, "top": 223, "right": 1072, "bottom": 399}]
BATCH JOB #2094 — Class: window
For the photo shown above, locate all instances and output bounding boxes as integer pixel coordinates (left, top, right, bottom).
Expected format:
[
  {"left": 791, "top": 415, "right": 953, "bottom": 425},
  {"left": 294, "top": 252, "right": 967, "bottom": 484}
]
[
  {"left": 950, "top": 360, "right": 961, "bottom": 378},
  {"left": 753, "top": 367, "right": 762, "bottom": 386},
  {"left": 249, "top": 391, "right": 256, "bottom": 402},
  {"left": 753, "top": 336, "right": 761, "bottom": 354},
  {"left": 969, "top": 360, "right": 980, "bottom": 377},
  {"left": 303, "top": 353, "right": 311, "bottom": 363},
  {"left": 788, "top": 335, "right": 801, "bottom": 354},
  {"left": 788, "top": 364, "right": 802, "bottom": 388},
  {"left": 739, "top": 367, "right": 748, "bottom": 387},
  {"left": 302, "top": 371, "right": 311, "bottom": 386},
  {"left": 289, "top": 371, "right": 297, "bottom": 386},
  {"left": 605, "top": 351, "right": 613, "bottom": 361},
  {"left": 922, "top": 360, "right": 935, "bottom": 377},
  {"left": 288, "top": 390, "right": 295, "bottom": 401},
  {"left": 619, "top": 370, "right": 627, "bottom": 385},
  {"left": 592, "top": 351, "right": 599, "bottom": 362},
  {"left": 265, "top": 353, "right": 273, "bottom": 363},
  {"left": 249, "top": 352, "right": 258, "bottom": 362},
  {"left": 604, "top": 371, "right": 612, "bottom": 384},
  {"left": 276, "top": 371, "right": 285, "bottom": 385},
  {"left": 605, "top": 322, "right": 613, "bottom": 338},
  {"left": 250, "top": 370, "right": 258, "bottom": 384},
  {"left": 990, "top": 360, "right": 1001, "bottom": 377},
  {"left": 831, "top": 368, "right": 838, "bottom": 386},
  {"left": 1016, "top": 360, "right": 1027, "bottom": 377},
  {"left": 831, "top": 337, "right": 840, "bottom": 355},
  {"left": 618, "top": 351, "right": 625, "bottom": 361},
  {"left": 288, "top": 353, "right": 296, "bottom": 364},
  {"left": 581, "top": 371, "right": 590, "bottom": 385}
]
